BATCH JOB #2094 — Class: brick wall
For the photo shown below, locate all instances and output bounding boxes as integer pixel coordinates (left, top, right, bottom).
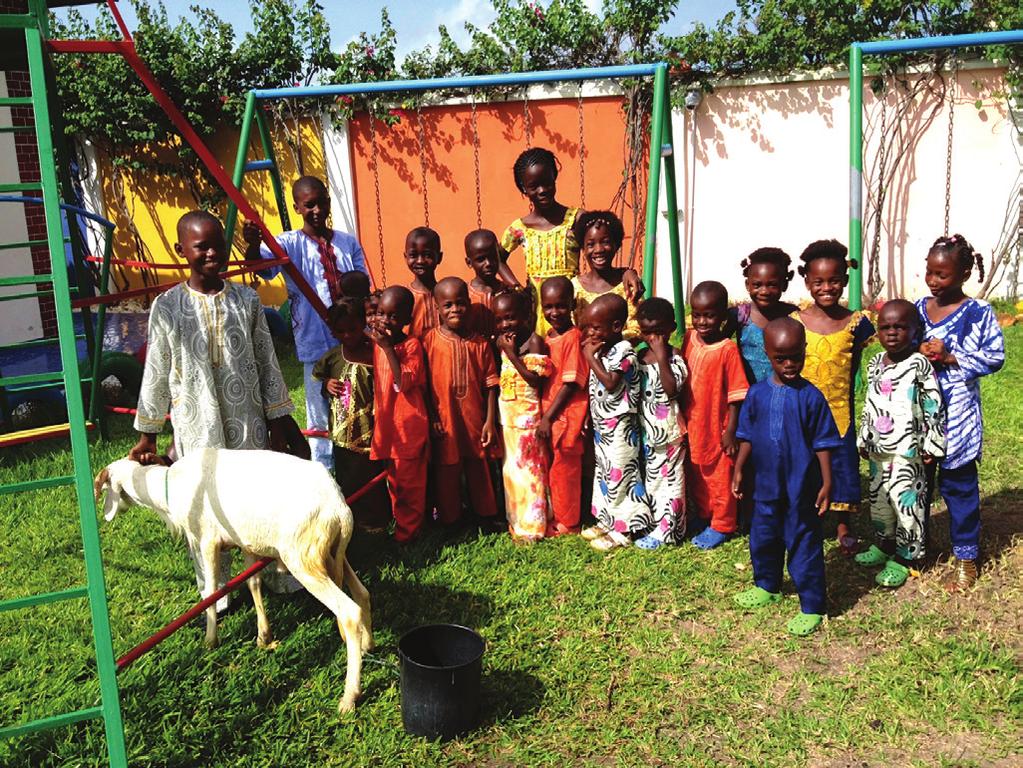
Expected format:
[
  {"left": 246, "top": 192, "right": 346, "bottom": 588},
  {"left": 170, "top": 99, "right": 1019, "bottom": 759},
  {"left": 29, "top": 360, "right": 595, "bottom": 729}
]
[{"left": 2, "top": 0, "right": 57, "bottom": 335}]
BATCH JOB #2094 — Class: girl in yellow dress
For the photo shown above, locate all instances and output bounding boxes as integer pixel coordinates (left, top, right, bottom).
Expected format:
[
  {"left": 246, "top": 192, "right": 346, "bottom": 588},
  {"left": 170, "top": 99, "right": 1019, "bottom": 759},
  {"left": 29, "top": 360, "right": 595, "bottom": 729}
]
[
  {"left": 500, "top": 148, "right": 643, "bottom": 335},
  {"left": 571, "top": 210, "right": 642, "bottom": 342},
  {"left": 493, "top": 289, "right": 553, "bottom": 541},
  {"left": 796, "top": 239, "right": 875, "bottom": 554}
]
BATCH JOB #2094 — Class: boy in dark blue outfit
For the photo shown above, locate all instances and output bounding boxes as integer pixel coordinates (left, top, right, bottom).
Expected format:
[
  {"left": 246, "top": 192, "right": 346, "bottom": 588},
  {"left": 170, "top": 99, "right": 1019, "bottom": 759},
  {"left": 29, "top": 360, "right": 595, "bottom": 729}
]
[{"left": 731, "top": 317, "right": 842, "bottom": 636}]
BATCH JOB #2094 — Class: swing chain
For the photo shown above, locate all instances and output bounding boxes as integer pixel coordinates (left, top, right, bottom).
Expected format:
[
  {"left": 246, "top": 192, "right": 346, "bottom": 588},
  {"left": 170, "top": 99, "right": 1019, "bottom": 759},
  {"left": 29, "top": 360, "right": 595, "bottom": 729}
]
[
  {"left": 470, "top": 93, "right": 483, "bottom": 230},
  {"left": 944, "top": 58, "right": 957, "bottom": 236},
  {"left": 415, "top": 104, "right": 430, "bottom": 228},
  {"left": 368, "top": 113, "right": 386, "bottom": 284},
  {"left": 577, "top": 84, "right": 586, "bottom": 209},
  {"left": 522, "top": 87, "right": 533, "bottom": 148},
  {"left": 870, "top": 89, "right": 889, "bottom": 281}
]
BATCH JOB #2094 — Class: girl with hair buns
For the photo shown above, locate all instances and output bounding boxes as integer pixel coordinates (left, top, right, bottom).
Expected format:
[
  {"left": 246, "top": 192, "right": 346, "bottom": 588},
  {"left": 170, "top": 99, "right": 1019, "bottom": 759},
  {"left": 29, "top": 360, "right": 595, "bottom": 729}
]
[
  {"left": 795, "top": 239, "right": 875, "bottom": 555},
  {"left": 917, "top": 234, "right": 1004, "bottom": 591},
  {"left": 730, "top": 247, "right": 800, "bottom": 384}
]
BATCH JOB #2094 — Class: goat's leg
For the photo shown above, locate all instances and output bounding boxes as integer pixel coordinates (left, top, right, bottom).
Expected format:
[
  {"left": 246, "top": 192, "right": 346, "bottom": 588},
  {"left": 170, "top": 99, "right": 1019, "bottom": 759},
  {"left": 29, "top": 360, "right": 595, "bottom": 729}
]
[
  {"left": 244, "top": 551, "right": 276, "bottom": 649},
  {"left": 199, "top": 542, "right": 221, "bottom": 649},
  {"left": 341, "top": 558, "right": 373, "bottom": 652},
  {"left": 281, "top": 553, "right": 363, "bottom": 714}
]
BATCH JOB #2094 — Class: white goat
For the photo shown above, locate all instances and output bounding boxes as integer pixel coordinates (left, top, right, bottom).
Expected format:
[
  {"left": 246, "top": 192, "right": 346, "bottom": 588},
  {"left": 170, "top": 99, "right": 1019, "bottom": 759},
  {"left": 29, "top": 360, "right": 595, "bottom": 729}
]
[{"left": 94, "top": 448, "right": 372, "bottom": 714}]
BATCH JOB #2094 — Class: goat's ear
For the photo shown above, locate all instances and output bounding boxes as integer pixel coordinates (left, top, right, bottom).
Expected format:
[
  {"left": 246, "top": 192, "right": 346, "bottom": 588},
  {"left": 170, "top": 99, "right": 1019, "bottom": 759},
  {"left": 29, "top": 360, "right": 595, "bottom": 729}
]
[{"left": 94, "top": 468, "right": 122, "bottom": 522}]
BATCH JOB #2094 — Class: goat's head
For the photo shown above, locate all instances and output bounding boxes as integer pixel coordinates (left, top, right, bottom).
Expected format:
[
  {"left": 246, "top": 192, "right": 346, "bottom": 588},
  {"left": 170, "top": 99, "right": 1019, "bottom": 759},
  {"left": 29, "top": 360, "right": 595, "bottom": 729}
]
[{"left": 94, "top": 459, "right": 150, "bottom": 521}]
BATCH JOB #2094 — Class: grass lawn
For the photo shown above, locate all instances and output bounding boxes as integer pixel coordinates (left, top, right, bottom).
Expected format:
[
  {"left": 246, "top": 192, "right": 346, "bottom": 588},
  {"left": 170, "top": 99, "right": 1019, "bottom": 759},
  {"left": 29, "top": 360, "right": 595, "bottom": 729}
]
[{"left": 1, "top": 329, "right": 1021, "bottom": 767}]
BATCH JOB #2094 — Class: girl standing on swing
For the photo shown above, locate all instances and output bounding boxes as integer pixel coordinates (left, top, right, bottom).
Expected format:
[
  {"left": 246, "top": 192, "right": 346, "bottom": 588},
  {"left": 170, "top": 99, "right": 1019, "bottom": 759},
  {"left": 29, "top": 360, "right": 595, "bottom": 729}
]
[{"left": 500, "top": 147, "right": 644, "bottom": 335}]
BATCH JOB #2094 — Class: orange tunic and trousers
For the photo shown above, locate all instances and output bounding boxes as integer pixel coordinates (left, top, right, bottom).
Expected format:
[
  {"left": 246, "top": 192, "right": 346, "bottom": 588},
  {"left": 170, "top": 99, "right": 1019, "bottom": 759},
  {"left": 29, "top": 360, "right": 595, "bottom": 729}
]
[
  {"left": 370, "top": 336, "right": 430, "bottom": 542},
  {"left": 423, "top": 328, "right": 501, "bottom": 524},
  {"left": 543, "top": 327, "right": 590, "bottom": 530}
]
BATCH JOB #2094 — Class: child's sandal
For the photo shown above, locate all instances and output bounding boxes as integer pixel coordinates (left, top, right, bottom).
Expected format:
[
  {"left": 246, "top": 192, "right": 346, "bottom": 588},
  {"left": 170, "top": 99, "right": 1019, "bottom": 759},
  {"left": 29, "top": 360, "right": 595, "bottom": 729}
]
[
  {"left": 838, "top": 534, "right": 860, "bottom": 557},
  {"left": 634, "top": 535, "right": 664, "bottom": 551},
  {"left": 854, "top": 544, "right": 888, "bottom": 568},
  {"left": 589, "top": 531, "right": 630, "bottom": 551},
  {"left": 786, "top": 612, "right": 824, "bottom": 637},
  {"left": 581, "top": 523, "right": 609, "bottom": 542},
  {"left": 733, "top": 586, "right": 782, "bottom": 610},
  {"left": 875, "top": 559, "right": 910, "bottom": 588}
]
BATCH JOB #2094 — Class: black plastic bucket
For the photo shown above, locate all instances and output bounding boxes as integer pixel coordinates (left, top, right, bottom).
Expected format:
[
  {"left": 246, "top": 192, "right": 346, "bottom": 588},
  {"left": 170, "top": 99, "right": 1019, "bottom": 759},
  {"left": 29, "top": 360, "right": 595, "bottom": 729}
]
[{"left": 398, "top": 624, "right": 485, "bottom": 740}]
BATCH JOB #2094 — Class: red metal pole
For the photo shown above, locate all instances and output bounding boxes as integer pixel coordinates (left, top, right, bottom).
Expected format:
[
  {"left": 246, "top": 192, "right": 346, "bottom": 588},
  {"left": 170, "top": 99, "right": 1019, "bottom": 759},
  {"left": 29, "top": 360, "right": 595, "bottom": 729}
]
[{"left": 115, "top": 470, "right": 387, "bottom": 672}]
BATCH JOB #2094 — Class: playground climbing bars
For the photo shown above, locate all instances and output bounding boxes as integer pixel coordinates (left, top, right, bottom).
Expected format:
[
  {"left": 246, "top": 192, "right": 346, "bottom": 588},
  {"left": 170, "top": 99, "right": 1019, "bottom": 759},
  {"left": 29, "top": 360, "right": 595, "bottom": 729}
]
[
  {"left": 848, "top": 29, "right": 1023, "bottom": 310},
  {"left": 225, "top": 63, "right": 687, "bottom": 330}
]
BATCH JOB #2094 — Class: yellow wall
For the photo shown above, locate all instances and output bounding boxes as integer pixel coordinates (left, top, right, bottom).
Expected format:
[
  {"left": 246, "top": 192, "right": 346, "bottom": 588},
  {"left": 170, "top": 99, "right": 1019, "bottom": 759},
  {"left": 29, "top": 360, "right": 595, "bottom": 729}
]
[{"left": 96, "top": 117, "right": 327, "bottom": 307}]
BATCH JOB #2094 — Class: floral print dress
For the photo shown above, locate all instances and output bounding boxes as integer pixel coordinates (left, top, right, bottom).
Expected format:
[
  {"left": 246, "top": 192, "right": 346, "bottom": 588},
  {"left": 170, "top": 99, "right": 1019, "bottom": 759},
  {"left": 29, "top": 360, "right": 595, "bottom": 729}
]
[
  {"left": 499, "top": 351, "right": 554, "bottom": 541},
  {"left": 589, "top": 340, "right": 649, "bottom": 536},
  {"left": 638, "top": 353, "right": 689, "bottom": 543}
]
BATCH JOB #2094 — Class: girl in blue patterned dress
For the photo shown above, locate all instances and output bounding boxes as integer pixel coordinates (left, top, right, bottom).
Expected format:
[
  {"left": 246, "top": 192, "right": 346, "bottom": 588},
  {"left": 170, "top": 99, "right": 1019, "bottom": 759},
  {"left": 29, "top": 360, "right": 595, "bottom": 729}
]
[
  {"left": 730, "top": 248, "right": 800, "bottom": 384},
  {"left": 917, "top": 234, "right": 1004, "bottom": 591}
]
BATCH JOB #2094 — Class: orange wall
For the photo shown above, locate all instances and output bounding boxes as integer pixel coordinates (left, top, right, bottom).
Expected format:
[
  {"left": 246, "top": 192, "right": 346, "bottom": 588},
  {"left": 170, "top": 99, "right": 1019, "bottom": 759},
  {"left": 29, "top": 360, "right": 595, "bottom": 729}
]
[{"left": 347, "top": 96, "right": 644, "bottom": 287}]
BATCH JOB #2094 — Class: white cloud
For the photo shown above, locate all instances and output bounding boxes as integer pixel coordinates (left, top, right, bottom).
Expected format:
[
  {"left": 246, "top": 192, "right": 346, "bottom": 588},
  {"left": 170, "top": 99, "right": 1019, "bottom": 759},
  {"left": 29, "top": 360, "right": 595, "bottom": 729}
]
[{"left": 397, "top": 0, "right": 497, "bottom": 61}]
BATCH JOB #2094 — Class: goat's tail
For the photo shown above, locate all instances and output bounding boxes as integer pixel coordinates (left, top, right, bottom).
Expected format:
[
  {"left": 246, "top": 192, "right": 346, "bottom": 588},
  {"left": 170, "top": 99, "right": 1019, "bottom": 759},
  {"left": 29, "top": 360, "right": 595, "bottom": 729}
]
[{"left": 93, "top": 467, "right": 110, "bottom": 502}]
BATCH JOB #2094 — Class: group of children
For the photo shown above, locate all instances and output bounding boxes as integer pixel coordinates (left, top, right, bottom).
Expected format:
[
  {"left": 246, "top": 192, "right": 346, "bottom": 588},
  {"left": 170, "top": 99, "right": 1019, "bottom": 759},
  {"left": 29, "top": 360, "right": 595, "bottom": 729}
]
[{"left": 130, "top": 148, "right": 1004, "bottom": 637}]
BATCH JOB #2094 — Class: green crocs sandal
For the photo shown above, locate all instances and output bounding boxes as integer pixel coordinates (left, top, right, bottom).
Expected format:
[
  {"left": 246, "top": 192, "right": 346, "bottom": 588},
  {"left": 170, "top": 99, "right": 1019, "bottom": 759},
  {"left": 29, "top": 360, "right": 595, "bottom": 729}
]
[
  {"left": 854, "top": 544, "right": 888, "bottom": 567},
  {"left": 875, "top": 559, "right": 910, "bottom": 588},
  {"left": 787, "top": 612, "right": 824, "bottom": 636},
  {"left": 733, "top": 586, "right": 782, "bottom": 610}
]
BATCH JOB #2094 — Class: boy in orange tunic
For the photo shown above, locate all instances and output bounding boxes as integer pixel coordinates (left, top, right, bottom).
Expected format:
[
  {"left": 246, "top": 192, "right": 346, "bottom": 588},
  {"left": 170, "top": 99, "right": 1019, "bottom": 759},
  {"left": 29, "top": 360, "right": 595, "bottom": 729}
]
[
  {"left": 535, "top": 276, "right": 589, "bottom": 535},
  {"left": 682, "top": 281, "right": 749, "bottom": 548},
  {"left": 464, "top": 229, "right": 518, "bottom": 340},
  {"left": 369, "top": 285, "right": 430, "bottom": 542},
  {"left": 423, "top": 277, "right": 501, "bottom": 527},
  {"left": 405, "top": 226, "right": 442, "bottom": 338}
]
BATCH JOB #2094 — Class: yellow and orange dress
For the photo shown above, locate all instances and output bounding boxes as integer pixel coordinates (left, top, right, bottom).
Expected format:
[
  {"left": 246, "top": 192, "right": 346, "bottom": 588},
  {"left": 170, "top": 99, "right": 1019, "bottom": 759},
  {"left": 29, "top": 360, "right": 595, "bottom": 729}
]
[
  {"left": 571, "top": 278, "right": 642, "bottom": 342},
  {"left": 501, "top": 208, "right": 580, "bottom": 336},
  {"left": 498, "top": 351, "right": 554, "bottom": 541}
]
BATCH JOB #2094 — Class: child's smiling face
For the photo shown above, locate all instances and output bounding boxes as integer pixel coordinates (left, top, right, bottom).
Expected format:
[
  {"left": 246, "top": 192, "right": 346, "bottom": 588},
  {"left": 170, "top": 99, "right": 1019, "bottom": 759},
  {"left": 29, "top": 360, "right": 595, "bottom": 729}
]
[
  {"left": 404, "top": 232, "right": 442, "bottom": 279},
  {"left": 925, "top": 250, "right": 968, "bottom": 300},
  {"left": 803, "top": 258, "right": 847, "bottom": 309},
  {"left": 493, "top": 294, "right": 527, "bottom": 338},
  {"left": 581, "top": 222, "right": 617, "bottom": 271},
  {"left": 519, "top": 162, "right": 557, "bottom": 210},
  {"left": 176, "top": 218, "right": 228, "bottom": 281},
  {"left": 375, "top": 288, "right": 412, "bottom": 338},
  {"left": 689, "top": 292, "right": 727, "bottom": 342},
  {"left": 434, "top": 279, "right": 470, "bottom": 334},
  {"left": 464, "top": 233, "right": 500, "bottom": 281},
  {"left": 540, "top": 280, "right": 574, "bottom": 334},
  {"left": 293, "top": 185, "right": 330, "bottom": 233},
  {"left": 745, "top": 262, "right": 788, "bottom": 309}
]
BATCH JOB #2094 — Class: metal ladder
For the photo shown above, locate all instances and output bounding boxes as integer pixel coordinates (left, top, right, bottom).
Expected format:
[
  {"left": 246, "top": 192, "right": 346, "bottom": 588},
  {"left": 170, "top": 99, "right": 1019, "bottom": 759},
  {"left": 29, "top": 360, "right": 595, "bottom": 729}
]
[{"left": 0, "top": 1, "right": 127, "bottom": 765}]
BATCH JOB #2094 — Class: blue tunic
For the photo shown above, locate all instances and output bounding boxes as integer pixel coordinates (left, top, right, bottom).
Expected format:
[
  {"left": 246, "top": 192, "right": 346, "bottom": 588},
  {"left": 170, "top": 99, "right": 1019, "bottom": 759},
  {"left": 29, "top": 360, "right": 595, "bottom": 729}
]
[
  {"left": 915, "top": 298, "right": 1004, "bottom": 469},
  {"left": 736, "top": 377, "right": 844, "bottom": 503}
]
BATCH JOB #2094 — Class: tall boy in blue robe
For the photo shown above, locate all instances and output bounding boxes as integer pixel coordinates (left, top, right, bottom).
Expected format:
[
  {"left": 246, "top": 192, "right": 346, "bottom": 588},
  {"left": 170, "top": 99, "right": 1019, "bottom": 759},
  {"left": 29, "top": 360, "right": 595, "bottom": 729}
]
[{"left": 731, "top": 317, "right": 842, "bottom": 636}]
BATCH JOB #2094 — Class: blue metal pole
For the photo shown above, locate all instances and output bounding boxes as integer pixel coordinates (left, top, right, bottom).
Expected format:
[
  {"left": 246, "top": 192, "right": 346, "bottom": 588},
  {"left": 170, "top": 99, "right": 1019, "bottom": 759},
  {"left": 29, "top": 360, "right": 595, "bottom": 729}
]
[
  {"left": 858, "top": 29, "right": 1023, "bottom": 55},
  {"left": 252, "top": 64, "right": 663, "bottom": 100}
]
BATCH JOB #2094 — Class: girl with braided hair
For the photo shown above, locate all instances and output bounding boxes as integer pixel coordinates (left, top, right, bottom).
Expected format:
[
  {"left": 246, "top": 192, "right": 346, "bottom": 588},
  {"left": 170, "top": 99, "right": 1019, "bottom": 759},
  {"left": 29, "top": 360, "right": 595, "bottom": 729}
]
[
  {"left": 572, "top": 210, "right": 643, "bottom": 342},
  {"left": 917, "top": 233, "right": 1004, "bottom": 591},
  {"left": 501, "top": 148, "right": 643, "bottom": 335}
]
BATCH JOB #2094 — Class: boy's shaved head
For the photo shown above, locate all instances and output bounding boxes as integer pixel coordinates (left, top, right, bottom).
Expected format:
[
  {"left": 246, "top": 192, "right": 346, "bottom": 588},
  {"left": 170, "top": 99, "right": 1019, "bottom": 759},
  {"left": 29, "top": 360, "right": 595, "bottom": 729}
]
[
  {"left": 590, "top": 292, "right": 628, "bottom": 325},
  {"left": 540, "top": 275, "right": 573, "bottom": 300},
  {"left": 763, "top": 316, "right": 805, "bottom": 349},
  {"left": 434, "top": 275, "right": 468, "bottom": 300},
  {"left": 690, "top": 280, "right": 728, "bottom": 310},
  {"left": 292, "top": 175, "right": 327, "bottom": 199},
  {"left": 878, "top": 299, "right": 918, "bottom": 327},
  {"left": 379, "top": 285, "right": 414, "bottom": 316},
  {"left": 176, "top": 210, "right": 222, "bottom": 240},
  {"left": 464, "top": 229, "right": 497, "bottom": 252},
  {"left": 406, "top": 226, "right": 441, "bottom": 251}
]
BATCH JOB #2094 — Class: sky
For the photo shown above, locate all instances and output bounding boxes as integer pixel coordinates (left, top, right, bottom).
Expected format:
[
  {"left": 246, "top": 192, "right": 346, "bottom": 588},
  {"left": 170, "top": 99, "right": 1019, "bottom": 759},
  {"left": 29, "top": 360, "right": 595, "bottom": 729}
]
[{"left": 54, "top": 1, "right": 737, "bottom": 61}]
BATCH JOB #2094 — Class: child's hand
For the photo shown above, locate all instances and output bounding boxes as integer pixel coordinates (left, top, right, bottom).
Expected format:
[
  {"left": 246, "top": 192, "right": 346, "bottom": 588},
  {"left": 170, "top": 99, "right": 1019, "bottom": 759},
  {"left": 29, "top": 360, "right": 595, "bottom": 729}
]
[
  {"left": 859, "top": 448, "right": 869, "bottom": 460},
  {"left": 481, "top": 421, "right": 495, "bottom": 448},
  {"left": 581, "top": 337, "right": 601, "bottom": 360},
  {"left": 646, "top": 333, "right": 669, "bottom": 358},
  {"left": 431, "top": 420, "right": 446, "bottom": 440},
  {"left": 496, "top": 332, "right": 517, "bottom": 355},
  {"left": 368, "top": 321, "right": 392, "bottom": 348},
  {"left": 815, "top": 484, "right": 831, "bottom": 517},
  {"left": 535, "top": 416, "right": 552, "bottom": 441},
  {"left": 242, "top": 220, "right": 262, "bottom": 246},
  {"left": 731, "top": 470, "right": 743, "bottom": 499},
  {"left": 919, "top": 339, "right": 945, "bottom": 363},
  {"left": 922, "top": 453, "right": 935, "bottom": 465},
  {"left": 325, "top": 378, "right": 344, "bottom": 397},
  {"left": 720, "top": 429, "right": 738, "bottom": 457},
  {"left": 622, "top": 269, "right": 645, "bottom": 304},
  {"left": 129, "top": 434, "right": 159, "bottom": 465}
]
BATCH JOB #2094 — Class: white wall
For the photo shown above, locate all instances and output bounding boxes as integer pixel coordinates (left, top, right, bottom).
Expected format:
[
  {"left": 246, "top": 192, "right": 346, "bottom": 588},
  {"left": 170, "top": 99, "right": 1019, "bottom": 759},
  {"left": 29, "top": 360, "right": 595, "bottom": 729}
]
[
  {"left": 654, "top": 64, "right": 1021, "bottom": 305},
  {"left": 0, "top": 73, "right": 44, "bottom": 344}
]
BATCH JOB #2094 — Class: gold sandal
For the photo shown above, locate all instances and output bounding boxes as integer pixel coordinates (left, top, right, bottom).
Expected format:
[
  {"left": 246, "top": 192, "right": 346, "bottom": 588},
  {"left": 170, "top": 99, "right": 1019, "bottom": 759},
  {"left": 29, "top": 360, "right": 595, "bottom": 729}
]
[
  {"left": 589, "top": 531, "right": 630, "bottom": 551},
  {"left": 945, "top": 558, "right": 978, "bottom": 593},
  {"left": 581, "top": 524, "right": 609, "bottom": 542}
]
